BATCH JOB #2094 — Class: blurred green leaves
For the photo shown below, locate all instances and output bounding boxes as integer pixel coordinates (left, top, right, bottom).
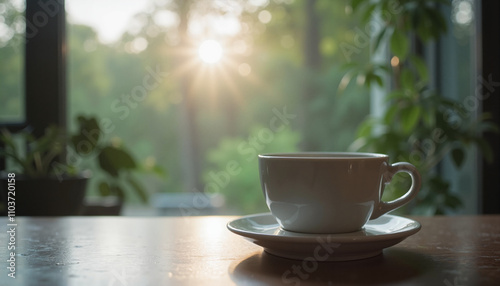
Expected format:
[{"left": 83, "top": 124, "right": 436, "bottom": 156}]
[
  {"left": 345, "top": 0, "right": 498, "bottom": 215},
  {"left": 0, "top": 115, "right": 166, "bottom": 203},
  {"left": 390, "top": 29, "right": 409, "bottom": 60},
  {"left": 0, "top": 126, "right": 68, "bottom": 178},
  {"left": 98, "top": 146, "right": 137, "bottom": 177},
  {"left": 71, "top": 115, "right": 165, "bottom": 203}
]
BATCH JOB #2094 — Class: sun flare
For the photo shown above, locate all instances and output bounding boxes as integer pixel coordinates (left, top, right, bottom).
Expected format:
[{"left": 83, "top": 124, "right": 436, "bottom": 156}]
[{"left": 198, "top": 40, "right": 223, "bottom": 64}]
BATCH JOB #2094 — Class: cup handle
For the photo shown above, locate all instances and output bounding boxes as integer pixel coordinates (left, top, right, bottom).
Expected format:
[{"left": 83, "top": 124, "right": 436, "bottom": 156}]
[{"left": 370, "top": 162, "right": 422, "bottom": 219}]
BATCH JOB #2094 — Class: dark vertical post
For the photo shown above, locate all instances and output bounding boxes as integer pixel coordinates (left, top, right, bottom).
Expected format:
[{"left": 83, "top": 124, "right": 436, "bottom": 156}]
[
  {"left": 479, "top": 0, "right": 500, "bottom": 213},
  {"left": 25, "top": 0, "right": 66, "bottom": 136}
]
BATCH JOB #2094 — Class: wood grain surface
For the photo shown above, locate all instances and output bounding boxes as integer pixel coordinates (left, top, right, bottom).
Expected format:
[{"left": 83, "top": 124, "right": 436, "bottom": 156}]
[{"left": 0, "top": 215, "right": 499, "bottom": 285}]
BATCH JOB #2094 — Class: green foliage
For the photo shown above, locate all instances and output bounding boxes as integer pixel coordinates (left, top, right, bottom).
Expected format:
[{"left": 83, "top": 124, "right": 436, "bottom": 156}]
[
  {"left": 345, "top": 0, "right": 497, "bottom": 214},
  {"left": 70, "top": 115, "right": 166, "bottom": 203},
  {"left": 98, "top": 146, "right": 137, "bottom": 177},
  {"left": 0, "top": 126, "right": 71, "bottom": 177},
  {"left": 203, "top": 127, "right": 300, "bottom": 214},
  {"left": 390, "top": 29, "right": 409, "bottom": 60},
  {"left": 0, "top": 115, "right": 165, "bottom": 203}
]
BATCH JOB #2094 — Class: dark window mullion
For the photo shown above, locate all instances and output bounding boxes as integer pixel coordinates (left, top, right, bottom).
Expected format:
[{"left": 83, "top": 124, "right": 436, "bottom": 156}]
[
  {"left": 479, "top": 0, "right": 500, "bottom": 213},
  {"left": 25, "top": 0, "right": 66, "bottom": 137},
  {"left": 0, "top": 1, "right": 67, "bottom": 174}
]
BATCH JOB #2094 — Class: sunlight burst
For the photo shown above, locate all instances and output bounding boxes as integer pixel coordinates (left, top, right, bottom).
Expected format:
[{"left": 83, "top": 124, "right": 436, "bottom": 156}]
[{"left": 198, "top": 40, "right": 223, "bottom": 64}]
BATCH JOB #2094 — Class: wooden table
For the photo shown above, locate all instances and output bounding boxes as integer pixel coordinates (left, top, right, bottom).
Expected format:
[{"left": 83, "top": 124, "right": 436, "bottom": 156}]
[{"left": 0, "top": 215, "right": 499, "bottom": 285}]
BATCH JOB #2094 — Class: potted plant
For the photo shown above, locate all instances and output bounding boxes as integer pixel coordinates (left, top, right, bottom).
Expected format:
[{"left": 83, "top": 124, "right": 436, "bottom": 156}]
[
  {"left": 340, "top": 0, "right": 498, "bottom": 214},
  {"left": 0, "top": 125, "right": 89, "bottom": 215},
  {"left": 0, "top": 115, "right": 163, "bottom": 216},
  {"left": 69, "top": 115, "right": 165, "bottom": 215}
]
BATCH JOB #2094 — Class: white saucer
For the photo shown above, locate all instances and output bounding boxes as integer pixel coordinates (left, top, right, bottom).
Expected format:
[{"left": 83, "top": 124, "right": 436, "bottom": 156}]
[{"left": 227, "top": 213, "right": 421, "bottom": 261}]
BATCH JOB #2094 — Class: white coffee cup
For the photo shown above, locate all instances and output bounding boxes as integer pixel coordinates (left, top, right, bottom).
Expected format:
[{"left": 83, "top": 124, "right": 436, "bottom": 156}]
[{"left": 258, "top": 152, "right": 421, "bottom": 234}]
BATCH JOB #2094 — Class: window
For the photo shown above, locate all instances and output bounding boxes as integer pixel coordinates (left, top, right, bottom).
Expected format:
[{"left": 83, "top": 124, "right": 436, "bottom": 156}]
[
  {"left": 0, "top": 0, "right": 25, "bottom": 123},
  {"left": 2, "top": 0, "right": 498, "bottom": 215},
  {"left": 65, "top": 0, "right": 369, "bottom": 214},
  {"left": 436, "top": 0, "right": 479, "bottom": 213}
]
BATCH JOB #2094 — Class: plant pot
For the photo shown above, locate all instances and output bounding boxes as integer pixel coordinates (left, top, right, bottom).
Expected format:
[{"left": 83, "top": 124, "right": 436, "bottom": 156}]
[
  {"left": 82, "top": 196, "right": 123, "bottom": 216},
  {"left": 0, "top": 174, "right": 89, "bottom": 216}
]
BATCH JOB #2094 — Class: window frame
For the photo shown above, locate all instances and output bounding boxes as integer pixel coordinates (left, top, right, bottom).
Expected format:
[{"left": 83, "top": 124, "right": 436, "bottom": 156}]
[
  {"left": 1, "top": 0, "right": 499, "bottom": 213},
  {"left": 0, "top": 0, "right": 67, "bottom": 170},
  {"left": 479, "top": 0, "right": 500, "bottom": 213}
]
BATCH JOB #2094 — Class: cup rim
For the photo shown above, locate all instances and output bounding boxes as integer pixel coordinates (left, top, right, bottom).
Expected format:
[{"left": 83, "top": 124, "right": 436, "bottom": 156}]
[{"left": 258, "top": 152, "right": 388, "bottom": 159}]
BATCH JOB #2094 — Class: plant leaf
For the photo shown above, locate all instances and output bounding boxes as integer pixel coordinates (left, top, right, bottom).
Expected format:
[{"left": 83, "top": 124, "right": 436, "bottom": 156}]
[
  {"left": 350, "top": 0, "right": 365, "bottom": 11},
  {"left": 400, "top": 69, "right": 415, "bottom": 91},
  {"left": 390, "top": 29, "right": 409, "bottom": 60},
  {"left": 409, "top": 55, "right": 429, "bottom": 83},
  {"left": 422, "top": 107, "right": 436, "bottom": 127},
  {"left": 386, "top": 90, "right": 405, "bottom": 101},
  {"left": 357, "top": 118, "right": 374, "bottom": 138},
  {"left": 383, "top": 104, "right": 399, "bottom": 124},
  {"left": 444, "top": 194, "right": 463, "bottom": 209},
  {"left": 127, "top": 176, "right": 148, "bottom": 203},
  {"left": 111, "top": 185, "right": 126, "bottom": 200},
  {"left": 72, "top": 116, "right": 101, "bottom": 155},
  {"left": 98, "top": 181, "right": 111, "bottom": 196},
  {"left": 361, "top": 4, "right": 377, "bottom": 24},
  {"left": 372, "top": 27, "right": 389, "bottom": 54},
  {"left": 401, "top": 105, "right": 421, "bottom": 133},
  {"left": 425, "top": 7, "right": 448, "bottom": 36},
  {"left": 451, "top": 148, "right": 465, "bottom": 168},
  {"left": 98, "top": 146, "right": 136, "bottom": 177}
]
